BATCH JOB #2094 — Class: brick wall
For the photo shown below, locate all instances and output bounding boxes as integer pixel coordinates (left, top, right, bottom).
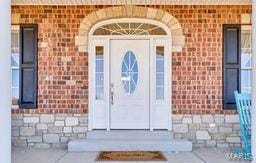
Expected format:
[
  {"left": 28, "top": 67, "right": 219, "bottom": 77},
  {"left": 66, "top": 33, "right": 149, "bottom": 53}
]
[
  {"left": 170, "top": 6, "right": 251, "bottom": 114},
  {"left": 11, "top": 5, "right": 251, "bottom": 148},
  {"left": 11, "top": 5, "right": 251, "bottom": 115}
]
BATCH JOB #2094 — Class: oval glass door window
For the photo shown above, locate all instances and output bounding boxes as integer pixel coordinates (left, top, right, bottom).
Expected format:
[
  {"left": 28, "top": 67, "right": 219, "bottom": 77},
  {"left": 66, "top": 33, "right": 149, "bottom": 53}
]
[{"left": 121, "top": 51, "right": 138, "bottom": 95}]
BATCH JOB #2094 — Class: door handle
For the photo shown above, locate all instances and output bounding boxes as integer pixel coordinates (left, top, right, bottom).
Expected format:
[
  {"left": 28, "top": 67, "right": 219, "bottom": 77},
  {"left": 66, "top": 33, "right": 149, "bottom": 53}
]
[{"left": 110, "top": 83, "right": 114, "bottom": 105}]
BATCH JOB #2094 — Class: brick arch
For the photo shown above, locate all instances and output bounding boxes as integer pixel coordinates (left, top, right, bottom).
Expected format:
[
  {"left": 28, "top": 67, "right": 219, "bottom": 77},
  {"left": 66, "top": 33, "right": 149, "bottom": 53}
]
[{"left": 75, "top": 5, "right": 185, "bottom": 52}]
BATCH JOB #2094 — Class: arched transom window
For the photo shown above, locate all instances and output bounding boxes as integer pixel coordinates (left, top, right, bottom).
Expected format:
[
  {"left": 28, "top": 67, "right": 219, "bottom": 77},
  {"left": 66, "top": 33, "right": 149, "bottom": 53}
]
[{"left": 93, "top": 21, "right": 167, "bottom": 36}]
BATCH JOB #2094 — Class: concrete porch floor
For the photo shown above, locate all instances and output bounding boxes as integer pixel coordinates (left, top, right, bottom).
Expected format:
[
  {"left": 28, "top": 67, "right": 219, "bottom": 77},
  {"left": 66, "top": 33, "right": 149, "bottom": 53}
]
[{"left": 12, "top": 147, "right": 250, "bottom": 163}]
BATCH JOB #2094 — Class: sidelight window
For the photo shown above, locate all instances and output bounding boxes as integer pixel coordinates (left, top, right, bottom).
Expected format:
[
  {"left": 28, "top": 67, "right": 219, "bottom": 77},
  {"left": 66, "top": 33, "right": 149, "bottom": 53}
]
[
  {"left": 156, "top": 46, "right": 164, "bottom": 100},
  {"left": 95, "top": 46, "right": 104, "bottom": 100}
]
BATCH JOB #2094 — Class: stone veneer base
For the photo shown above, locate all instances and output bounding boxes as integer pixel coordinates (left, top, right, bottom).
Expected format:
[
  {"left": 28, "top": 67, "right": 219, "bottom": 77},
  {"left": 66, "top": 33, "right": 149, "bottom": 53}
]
[
  {"left": 11, "top": 114, "right": 241, "bottom": 148},
  {"left": 12, "top": 114, "right": 87, "bottom": 148}
]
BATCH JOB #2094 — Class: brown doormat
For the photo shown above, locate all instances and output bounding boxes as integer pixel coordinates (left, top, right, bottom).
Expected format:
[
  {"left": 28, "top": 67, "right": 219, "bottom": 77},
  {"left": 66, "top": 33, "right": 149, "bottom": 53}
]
[{"left": 95, "top": 151, "right": 167, "bottom": 161}]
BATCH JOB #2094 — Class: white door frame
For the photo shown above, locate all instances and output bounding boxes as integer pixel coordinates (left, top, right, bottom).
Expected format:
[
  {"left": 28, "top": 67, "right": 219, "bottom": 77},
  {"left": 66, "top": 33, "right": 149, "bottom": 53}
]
[{"left": 88, "top": 18, "right": 172, "bottom": 131}]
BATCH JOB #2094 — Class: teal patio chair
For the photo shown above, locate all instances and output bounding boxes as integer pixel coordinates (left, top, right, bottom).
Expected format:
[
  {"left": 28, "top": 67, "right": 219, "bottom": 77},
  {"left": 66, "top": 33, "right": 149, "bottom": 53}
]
[{"left": 234, "top": 91, "right": 251, "bottom": 155}]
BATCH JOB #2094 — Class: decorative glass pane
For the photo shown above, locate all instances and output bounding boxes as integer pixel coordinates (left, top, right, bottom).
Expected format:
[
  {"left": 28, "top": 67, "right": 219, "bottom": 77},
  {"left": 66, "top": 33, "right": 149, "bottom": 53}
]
[
  {"left": 93, "top": 22, "right": 167, "bottom": 36},
  {"left": 121, "top": 51, "right": 138, "bottom": 95},
  {"left": 96, "top": 60, "right": 103, "bottom": 72},
  {"left": 96, "top": 87, "right": 104, "bottom": 100},
  {"left": 96, "top": 73, "right": 104, "bottom": 86},
  {"left": 156, "top": 74, "right": 164, "bottom": 85},
  {"left": 156, "top": 46, "right": 164, "bottom": 100},
  {"left": 156, "top": 60, "right": 164, "bottom": 72},
  {"left": 156, "top": 87, "right": 164, "bottom": 100},
  {"left": 95, "top": 46, "right": 104, "bottom": 100}
]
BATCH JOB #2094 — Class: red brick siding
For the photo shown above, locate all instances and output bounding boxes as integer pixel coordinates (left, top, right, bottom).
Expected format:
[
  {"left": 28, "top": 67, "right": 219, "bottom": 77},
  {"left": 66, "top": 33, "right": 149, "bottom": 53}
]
[{"left": 11, "top": 5, "right": 252, "bottom": 114}]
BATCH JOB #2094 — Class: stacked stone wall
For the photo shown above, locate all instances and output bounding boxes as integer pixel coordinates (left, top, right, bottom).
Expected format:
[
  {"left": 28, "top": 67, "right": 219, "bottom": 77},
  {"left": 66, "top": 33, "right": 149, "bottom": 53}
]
[
  {"left": 172, "top": 114, "right": 241, "bottom": 148},
  {"left": 12, "top": 114, "right": 87, "bottom": 148},
  {"left": 12, "top": 114, "right": 241, "bottom": 148}
]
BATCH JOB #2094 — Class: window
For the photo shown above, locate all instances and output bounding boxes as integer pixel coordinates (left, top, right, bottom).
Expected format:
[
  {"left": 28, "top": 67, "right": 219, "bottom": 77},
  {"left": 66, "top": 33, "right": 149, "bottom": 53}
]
[
  {"left": 95, "top": 46, "right": 104, "bottom": 100},
  {"left": 121, "top": 51, "right": 138, "bottom": 95},
  {"left": 156, "top": 46, "right": 165, "bottom": 100},
  {"left": 93, "top": 22, "right": 167, "bottom": 36},
  {"left": 11, "top": 26, "right": 20, "bottom": 106},
  {"left": 241, "top": 25, "right": 252, "bottom": 93}
]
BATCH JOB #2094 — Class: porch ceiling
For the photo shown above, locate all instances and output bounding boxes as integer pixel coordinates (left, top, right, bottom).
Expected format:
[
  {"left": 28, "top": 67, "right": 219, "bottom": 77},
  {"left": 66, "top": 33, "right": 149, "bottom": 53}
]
[{"left": 12, "top": 0, "right": 252, "bottom": 5}]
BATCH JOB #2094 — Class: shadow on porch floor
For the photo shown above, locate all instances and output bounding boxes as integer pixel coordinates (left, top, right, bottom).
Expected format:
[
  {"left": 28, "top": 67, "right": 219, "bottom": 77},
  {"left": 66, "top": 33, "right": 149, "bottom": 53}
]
[{"left": 12, "top": 147, "right": 250, "bottom": 163}]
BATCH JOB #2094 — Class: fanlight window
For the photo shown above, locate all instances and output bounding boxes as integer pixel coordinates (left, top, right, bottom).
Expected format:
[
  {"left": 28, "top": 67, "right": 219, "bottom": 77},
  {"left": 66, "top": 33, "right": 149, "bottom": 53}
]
[{"left": 93, "top": 22, "right": 167, "bottom": 35}]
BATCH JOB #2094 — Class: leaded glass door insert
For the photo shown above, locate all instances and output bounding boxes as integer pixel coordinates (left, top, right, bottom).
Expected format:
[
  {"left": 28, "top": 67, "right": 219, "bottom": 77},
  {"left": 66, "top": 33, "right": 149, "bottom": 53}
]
[{"left": 121, "top": 51, "right": 138, "bottom": 95}]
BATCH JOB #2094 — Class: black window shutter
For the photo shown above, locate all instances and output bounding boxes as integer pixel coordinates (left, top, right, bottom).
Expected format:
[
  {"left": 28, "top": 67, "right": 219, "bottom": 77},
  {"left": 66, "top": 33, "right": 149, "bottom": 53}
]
[
  {"left": 19, "top": 24, "right": 38, "bottom": 109},
  {"left": 223, "top": 24, "right": 241, "bottom": 110}
]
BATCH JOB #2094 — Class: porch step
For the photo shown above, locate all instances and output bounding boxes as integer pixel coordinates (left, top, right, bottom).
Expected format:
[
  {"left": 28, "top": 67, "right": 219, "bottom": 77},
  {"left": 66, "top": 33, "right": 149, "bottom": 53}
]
[
  {"left": 68, "top": 138, "right": 192, "bottom": 152},
  {"left": 87, "top": 130, "right": 174, "bottom": 139}
]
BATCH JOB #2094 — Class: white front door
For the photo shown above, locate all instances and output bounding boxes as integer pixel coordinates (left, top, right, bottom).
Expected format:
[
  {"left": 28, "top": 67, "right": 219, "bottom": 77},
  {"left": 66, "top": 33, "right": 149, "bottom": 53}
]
[{"left": 110, "top": 39, "right": 150, "bottom": 129}]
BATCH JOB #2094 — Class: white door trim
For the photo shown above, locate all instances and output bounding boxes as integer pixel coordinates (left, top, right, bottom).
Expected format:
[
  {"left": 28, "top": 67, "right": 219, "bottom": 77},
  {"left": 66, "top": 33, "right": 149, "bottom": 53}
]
[{"left": 88, "top": 18, "right": 172, "bottom": 131}]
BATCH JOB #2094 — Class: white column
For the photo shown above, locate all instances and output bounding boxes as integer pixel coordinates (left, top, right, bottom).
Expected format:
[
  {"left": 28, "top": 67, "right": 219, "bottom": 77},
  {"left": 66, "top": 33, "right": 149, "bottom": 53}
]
[
  {"left": 252, "top": 0, "right": 256, "bottom": 162},
  {"left": 0, "top": 0, "right": 11, "bottom": 163}
]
